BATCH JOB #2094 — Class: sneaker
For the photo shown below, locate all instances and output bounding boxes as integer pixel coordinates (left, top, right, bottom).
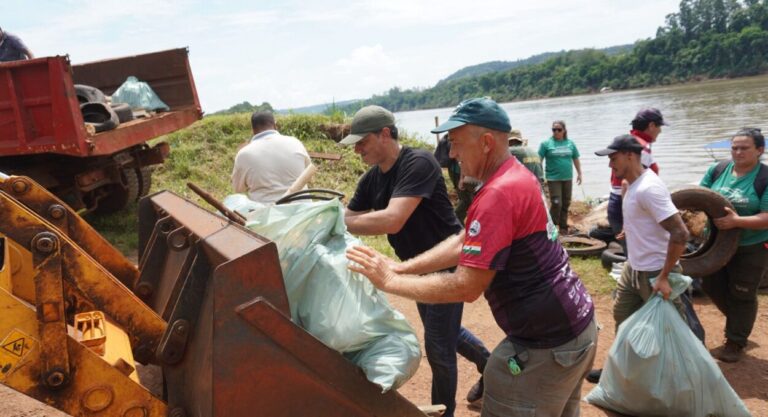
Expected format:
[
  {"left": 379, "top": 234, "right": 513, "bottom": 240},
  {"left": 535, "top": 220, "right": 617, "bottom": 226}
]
[
  {"left": 466, "top": 376, "right": 484, "bottom": 405},
  {"left": 718, "top": 340, "right": 743, "bottom": 363},
  {"left": 586, "top": 368, "right": 602, "bottom": 383}
]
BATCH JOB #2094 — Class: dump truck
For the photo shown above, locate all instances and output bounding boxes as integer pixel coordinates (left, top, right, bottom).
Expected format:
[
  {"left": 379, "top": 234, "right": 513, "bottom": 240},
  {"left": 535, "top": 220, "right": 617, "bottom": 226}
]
[
  {"left": 0, "top": 174, "right": 437, "bottom": 417},
  {"left": 0, "top": 48, "right": 202, "bottom": 213}
]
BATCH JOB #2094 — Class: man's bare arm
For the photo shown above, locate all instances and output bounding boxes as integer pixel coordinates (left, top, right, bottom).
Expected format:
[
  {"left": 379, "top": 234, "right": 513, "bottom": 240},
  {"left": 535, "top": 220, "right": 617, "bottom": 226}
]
[
  {"left": 655, "top": 212, "right": 689, "bottom": 298},
  {"left": 347, "top": 245, "right": 494, "bottom": 303},
  {"left": 395, "top": 231, "right": 465, "bottom": 275},
  {"left": 344, "top": 196, "right": 421, "bottom": 235}
]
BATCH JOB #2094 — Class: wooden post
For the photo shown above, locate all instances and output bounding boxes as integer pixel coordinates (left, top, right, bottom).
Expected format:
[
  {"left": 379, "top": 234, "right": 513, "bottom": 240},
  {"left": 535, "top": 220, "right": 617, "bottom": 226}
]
[{"left": 434, "top": 116, "right": 440, "bottom": 145}]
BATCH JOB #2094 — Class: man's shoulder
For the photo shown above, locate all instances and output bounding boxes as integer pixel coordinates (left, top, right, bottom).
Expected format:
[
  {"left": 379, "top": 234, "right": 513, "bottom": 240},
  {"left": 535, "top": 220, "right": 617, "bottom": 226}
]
[{"left": 399, "top": 147, "right": 440, "bottom": 170}]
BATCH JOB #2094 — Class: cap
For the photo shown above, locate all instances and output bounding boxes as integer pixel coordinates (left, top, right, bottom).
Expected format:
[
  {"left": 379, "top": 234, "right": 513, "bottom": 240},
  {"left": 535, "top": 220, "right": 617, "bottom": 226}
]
[
  {"left": 632, "top": 107, "right": 668, "bottom": 126},
  {"left": 432, "top": 97, "right": 511, "bottom": 134},
  {"left": 508, "top": 128, "right": 524, "bottom": 144},
  {"left": 595, "top": 134, "right": 644, "bottom": 156},
  {"left": 340, "top": 105, "right": 395, "bottom": 145}
]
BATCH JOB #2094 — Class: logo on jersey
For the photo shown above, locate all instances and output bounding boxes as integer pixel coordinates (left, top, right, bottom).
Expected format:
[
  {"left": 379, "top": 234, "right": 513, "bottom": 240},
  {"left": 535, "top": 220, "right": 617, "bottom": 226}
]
[
  {"left": 468, "top": 220, "right": 481, "bottom": 237},
  {"left": 462, "top": 241, "right": 482, "bottom": 255}
]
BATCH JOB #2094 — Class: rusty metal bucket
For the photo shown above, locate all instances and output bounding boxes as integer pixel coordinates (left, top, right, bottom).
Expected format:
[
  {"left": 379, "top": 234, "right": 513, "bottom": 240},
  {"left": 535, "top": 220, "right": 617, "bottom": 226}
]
[{"left": 137, "top": 191, "right": 426, "bottom": 417}]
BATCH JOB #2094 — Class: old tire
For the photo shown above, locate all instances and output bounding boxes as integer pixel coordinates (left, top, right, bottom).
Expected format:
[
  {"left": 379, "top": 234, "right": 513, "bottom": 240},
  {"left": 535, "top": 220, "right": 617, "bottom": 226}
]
[
  {"left": 561, "top": 236, "right": 607, "bottom": 257},
  {"left": 94, "top": 168, "right": 140, "bottom": 214},
  {"left": 80, "top": 102, "right": 119, "bottom": 133},
  {"left": 601, "top": 246, "right": 627, "bottom": 270},
  {"left": 111, "top": 102, "right": 135, "bottom": 123},
  {"left": 74, "top": 84, "right": 107, "bottom": 104},
  {"left": 671, "top": 186, "right": 740, "bottom": 277}
]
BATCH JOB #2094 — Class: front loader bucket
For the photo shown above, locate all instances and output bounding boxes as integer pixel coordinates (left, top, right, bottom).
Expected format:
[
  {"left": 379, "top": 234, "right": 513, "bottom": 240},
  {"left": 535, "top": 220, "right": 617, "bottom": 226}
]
[{"left": 138, "top": 191, "right": 426, "bottom": 417}]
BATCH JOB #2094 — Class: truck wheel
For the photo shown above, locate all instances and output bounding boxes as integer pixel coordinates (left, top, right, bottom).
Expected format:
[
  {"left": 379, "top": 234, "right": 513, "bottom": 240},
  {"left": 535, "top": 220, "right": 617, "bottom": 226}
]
[
  {"left": 561, "top": 236, "right": 607, "bottom": 257},
  {"left": 137, "top": 166, "right": 152, "bottom": 197},
  {"left": 111, "top": 102, "right": 135, "bottom": 123},
  {"left": 95, "top": 168, "right": 140, "bottom": 214},
  {"left": 671, "top": 187, "right": 741, "bottom": 277},
  {"left": 74, "top": 84, "right": 107, "bottom": 104}
]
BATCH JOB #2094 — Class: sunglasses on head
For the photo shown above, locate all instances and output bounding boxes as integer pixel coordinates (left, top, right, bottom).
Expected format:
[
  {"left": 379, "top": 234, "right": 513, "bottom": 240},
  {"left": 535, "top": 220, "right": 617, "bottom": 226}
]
[{"left": 552, "top": 128, "right": 563, "bottom": 132}]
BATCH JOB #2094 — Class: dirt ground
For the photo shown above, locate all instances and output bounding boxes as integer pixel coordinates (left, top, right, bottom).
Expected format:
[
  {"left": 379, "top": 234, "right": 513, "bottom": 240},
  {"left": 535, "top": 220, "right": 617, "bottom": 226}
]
[
  {"left": 389, "top": 291, "right": 768, "bottom": 417},
  {"left": 1, "top": 286, "right": 765, "bottom": 417}
]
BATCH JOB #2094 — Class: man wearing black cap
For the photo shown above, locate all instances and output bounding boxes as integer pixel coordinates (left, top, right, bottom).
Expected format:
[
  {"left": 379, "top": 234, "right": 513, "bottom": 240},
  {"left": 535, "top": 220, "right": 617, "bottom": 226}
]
[
  {"left": 341, "top": 105, "right": 490, "bottom": 416},
  {"left": 0, "top": 27, "right": 34, "bottom": 62},
  {"left": 588, "top": 134, "right": 689, "bottom": 383},
  {"left": 607, "top": 108, "right": 667, "bottom": 249},
  {"left": 347, "top": 98, "right": 596, "bottom": 417}
]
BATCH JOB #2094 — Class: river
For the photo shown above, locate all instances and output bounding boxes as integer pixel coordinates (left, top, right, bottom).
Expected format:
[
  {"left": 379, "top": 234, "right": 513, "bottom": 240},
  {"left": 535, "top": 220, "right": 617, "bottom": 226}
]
[{"left": 394, "top": 74, "right": 768, "bottom": 200}]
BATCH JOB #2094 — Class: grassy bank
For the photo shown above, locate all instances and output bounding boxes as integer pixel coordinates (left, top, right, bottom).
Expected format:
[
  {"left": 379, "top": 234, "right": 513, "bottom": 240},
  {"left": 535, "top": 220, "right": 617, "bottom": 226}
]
[{"left": 86, "top": 113, "right": 614, "bottom": 295}]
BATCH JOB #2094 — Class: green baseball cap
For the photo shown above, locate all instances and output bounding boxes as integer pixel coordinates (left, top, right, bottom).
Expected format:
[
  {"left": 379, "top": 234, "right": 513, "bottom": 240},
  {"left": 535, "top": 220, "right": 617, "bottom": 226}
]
[
  {"left": 340, "top": 105, "right": 396, "bottom": 145},
  {"left": 432, "top": 97, "right": 511, "bottom": 134}
]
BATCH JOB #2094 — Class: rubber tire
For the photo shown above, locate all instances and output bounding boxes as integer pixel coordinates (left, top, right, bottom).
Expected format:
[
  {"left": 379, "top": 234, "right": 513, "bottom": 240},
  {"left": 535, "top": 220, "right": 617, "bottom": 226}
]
[
  {"left": 80, "top": 102, "right": 120, "bottom": 133},
  {"left": 671, "top": 186, "right": 740, "bottom": 277},
  {"left": 111, "top": 102, "right": 135, "bottom": 123},
  {"left": 74, "top": 84, "right": 107, "bottom": 104},
  {"left": 94, "top": 168, "right": 140, "bottom": 214},
  {"left": 561, "top": 236, "right": 607, "bottom": 257},
  {"left": 601, "top": 247, "right": 627, "bottom": 270},
  {"left": 137, "top": 166, "right": 152, "bottom": 197},
  {"left": 588, "top": 226, "right": 616, "bottom": 244}
]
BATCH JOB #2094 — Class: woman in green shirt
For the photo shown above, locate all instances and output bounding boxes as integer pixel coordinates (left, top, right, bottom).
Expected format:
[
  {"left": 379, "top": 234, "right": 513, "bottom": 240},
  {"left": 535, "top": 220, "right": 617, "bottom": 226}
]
[
  {"left": 538, "top": 120, "right": 582, "bottom": 234},
  {"left": 700, "top": 127, "right": 768, "bottom": 363}
]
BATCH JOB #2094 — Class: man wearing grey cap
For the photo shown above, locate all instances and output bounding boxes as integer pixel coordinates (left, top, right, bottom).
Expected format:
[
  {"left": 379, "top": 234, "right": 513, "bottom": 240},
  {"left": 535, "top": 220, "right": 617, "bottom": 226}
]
[
  {"left": 342, "top": 105, "right": 490, "bottom": 415},
  {"left": 347, "top": 98, "right": 596, "bottom": 417}
]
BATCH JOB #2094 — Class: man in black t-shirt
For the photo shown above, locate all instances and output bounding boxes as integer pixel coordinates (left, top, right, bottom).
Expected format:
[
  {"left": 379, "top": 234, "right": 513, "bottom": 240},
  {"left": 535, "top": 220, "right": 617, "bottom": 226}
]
[{"left": 342, "top": 105, "right": 490, "bottom": 416}]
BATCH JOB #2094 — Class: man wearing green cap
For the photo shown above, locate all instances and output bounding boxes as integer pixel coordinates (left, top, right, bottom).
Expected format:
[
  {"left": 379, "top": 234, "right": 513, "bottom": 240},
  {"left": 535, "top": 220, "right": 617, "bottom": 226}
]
[
  {"left": 341, "top": 105, "right": 490, "bottom": 416},
  {"left": 347, "top": 98, "right": 596, "bottom": 417}
]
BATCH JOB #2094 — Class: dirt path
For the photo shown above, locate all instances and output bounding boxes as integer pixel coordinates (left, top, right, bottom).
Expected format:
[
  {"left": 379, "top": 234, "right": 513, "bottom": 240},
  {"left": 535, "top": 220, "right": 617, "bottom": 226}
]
[
  {"left": 389, "top": 292, "right": 768, "bottom": 416},
  {"left": 1, "top": 288, "right": 765, "bottom": 416}
]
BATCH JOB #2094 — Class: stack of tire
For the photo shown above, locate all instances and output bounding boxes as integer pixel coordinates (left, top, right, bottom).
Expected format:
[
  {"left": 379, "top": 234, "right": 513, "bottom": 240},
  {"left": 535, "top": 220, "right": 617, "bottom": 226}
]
[{"left": 75, "top": 84, "right": 134, "bottom": 133}]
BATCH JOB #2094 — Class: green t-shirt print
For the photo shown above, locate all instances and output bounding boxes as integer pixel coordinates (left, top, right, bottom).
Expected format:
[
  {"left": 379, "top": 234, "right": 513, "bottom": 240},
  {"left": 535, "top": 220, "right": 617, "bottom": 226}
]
[
  {"left": 538, "top": 137, "right": 580, "bottom": 181},
  {"left": 700, "top": 161, "right": 768, "bottom": 246}
]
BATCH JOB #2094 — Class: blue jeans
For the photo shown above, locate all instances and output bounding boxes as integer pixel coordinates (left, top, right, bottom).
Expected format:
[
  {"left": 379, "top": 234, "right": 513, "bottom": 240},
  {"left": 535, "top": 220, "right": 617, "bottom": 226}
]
[{"left": 417, "top": 302, "right": 490, "bottom": 417}]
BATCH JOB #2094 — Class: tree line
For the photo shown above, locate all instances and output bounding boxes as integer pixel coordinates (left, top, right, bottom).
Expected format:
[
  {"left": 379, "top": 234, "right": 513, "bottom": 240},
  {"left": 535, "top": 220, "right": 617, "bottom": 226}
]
[{"left": 343, "top": 0, "right": 768, "bottom": 113}]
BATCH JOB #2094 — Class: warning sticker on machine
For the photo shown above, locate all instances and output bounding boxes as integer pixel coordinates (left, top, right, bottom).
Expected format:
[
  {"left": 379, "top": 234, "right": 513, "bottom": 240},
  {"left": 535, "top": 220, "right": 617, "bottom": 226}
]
[{"left": 0, "top": 329, "right": 37, "bottom": 380}]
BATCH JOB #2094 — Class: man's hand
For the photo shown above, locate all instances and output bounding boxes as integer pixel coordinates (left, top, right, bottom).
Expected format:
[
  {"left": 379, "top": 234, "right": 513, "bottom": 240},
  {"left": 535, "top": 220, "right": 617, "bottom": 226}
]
[
  {"left": 615, "top": 229, "right": 625, "bottom": 241},
  {"left": 347, "top": 246, "right": 397, "bottom": 290},
  {"left": 713, "top": 207, "right": 739, "bottom": 230},
  {"left": 652, "top": 277, "right": 672, "bottom": 300}
]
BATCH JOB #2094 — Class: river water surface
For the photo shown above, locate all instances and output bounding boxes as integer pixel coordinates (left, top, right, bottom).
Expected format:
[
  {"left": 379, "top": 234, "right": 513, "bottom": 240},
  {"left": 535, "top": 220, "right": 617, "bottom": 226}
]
[{"left": 394, "top": 74, "right": 768, "bottom": 199}]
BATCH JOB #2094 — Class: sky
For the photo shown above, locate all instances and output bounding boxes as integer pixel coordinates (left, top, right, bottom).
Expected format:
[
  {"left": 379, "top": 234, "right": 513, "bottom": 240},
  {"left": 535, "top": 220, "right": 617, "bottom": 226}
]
[{"left": 4, "top": 0, "right": 681, "bottom": 113}]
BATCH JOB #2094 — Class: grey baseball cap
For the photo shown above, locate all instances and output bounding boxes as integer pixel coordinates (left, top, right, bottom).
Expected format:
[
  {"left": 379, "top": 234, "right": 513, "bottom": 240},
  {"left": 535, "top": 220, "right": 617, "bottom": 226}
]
[{"left": 340, "top": 105, "right": 395, "bottom": 145}]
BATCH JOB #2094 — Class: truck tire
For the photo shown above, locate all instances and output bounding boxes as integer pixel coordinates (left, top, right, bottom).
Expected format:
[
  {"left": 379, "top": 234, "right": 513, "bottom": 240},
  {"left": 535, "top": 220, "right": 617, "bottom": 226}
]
[
  {"left": 95, "top": 168, "right": 140, "bottom": 214},
  {"left": 561, "top": 236, "right": 607, "bottom": 257},
  {"left": 74, "top": 84, "right": 107, "bottom": 104},
  {"left": 601, "top": 246, "right": 627, "bottom": 270},
  {"left": 111, "top": 102, "right": 135, "bottom": 123},
  {"left": 80, "top": 102, "right": 119, "bottom": 133},
  {"left": 137, "top": 166, "right": 152, "bottom": 197},
  {"left": 671, "top": 186, "right": 740, "bottom": 277}
]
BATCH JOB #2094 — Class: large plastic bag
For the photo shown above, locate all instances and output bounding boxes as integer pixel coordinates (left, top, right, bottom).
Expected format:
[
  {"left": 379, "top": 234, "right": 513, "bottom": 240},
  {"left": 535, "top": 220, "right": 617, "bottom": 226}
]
[
  {"left": 585, "top": 273, "right": 751, "bottom": 416},
  {"left": 111, "top": 76, "right": 170, "bottom": 111},
  {"left": 223, "top": 195, "right": 421, "bottom": 392}
]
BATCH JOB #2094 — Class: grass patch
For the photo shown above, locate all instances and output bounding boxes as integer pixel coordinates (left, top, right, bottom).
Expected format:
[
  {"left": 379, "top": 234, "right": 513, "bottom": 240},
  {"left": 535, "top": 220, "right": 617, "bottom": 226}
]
[{"left": 570, "top": 257, "right": 616, "bottom": 296}]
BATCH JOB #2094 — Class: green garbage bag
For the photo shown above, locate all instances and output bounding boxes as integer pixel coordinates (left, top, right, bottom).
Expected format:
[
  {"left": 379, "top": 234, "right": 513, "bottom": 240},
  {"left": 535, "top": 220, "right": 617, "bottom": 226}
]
[
  {"left": 111, "top": 76, "right": 170, "bottom": 111},
  {"left": 585, "top": 273, "right": 751, "bottom": 416},
  {"left": 223, "top": 195, "right": 420, "bottom": 392}
]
